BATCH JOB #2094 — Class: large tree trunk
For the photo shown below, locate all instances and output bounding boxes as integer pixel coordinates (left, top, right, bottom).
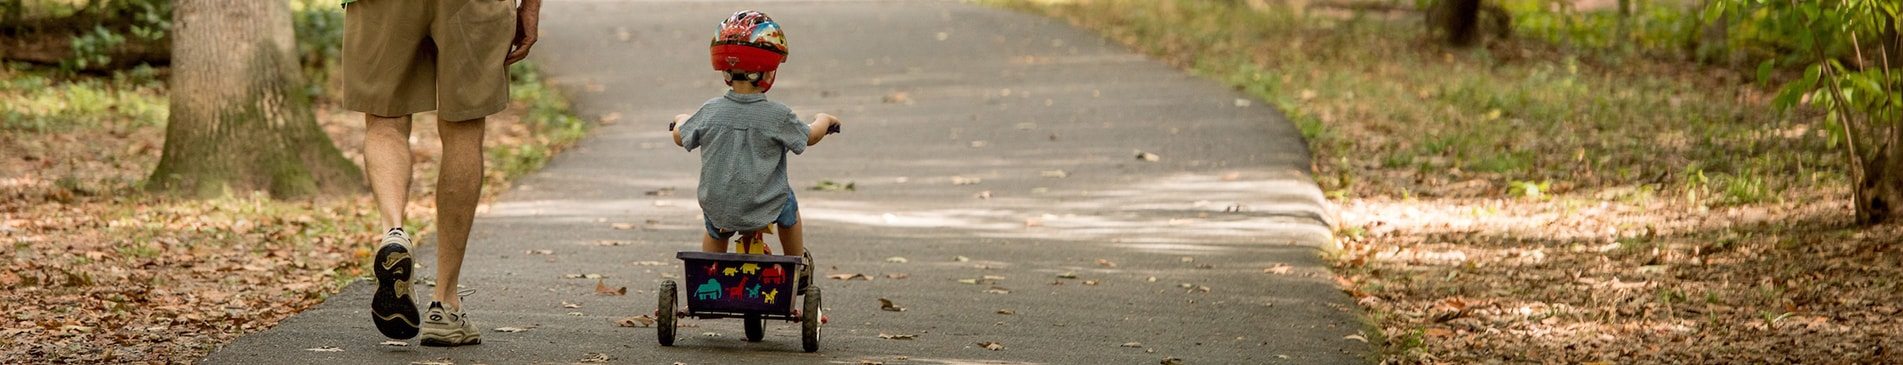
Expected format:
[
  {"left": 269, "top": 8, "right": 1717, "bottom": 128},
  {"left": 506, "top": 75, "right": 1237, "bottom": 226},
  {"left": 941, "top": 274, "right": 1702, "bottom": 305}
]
[{"left": 147, "top": 0, "right": 361, "bottom": 198}]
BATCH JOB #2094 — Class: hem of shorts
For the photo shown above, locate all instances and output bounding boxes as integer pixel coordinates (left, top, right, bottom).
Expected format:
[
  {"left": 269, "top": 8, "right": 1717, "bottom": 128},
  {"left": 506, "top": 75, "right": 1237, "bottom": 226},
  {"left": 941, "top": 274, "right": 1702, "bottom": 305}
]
[
  {"left": 439, "top": 102, "right": 508, "bottom": 122},
  {"left": 343, "top": 100, "right": 438, "bottom": 119}
]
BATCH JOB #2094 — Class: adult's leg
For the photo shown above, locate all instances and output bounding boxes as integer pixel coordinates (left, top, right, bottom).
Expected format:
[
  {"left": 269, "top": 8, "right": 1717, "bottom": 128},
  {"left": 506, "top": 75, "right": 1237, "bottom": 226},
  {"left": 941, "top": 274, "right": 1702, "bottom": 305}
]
[
  {"left": 434, "top": 117, "right": 486, "bottom": 310},
  {"left": 365, "top": 114, "right": 415, "bottom": 229}
]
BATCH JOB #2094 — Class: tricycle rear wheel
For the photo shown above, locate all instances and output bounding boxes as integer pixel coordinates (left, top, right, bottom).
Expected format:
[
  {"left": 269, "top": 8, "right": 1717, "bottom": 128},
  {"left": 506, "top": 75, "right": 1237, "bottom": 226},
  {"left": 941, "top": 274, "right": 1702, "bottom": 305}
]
[
  {"left": 801, "top": 285, "right": 821, "bottom": 352},
  {"left": 657, "top": 280, "right": 677, "bottom": 346}
]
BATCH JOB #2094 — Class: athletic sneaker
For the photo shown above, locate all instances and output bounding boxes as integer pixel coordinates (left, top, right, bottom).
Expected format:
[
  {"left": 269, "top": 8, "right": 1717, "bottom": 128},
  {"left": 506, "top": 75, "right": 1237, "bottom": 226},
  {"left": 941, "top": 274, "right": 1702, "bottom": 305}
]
[
  {"left": 419, "top": 302, "right": 481, "bottom": 347},
  {"left": 371, "top": 227, "right": 420, "bottom": 339}
]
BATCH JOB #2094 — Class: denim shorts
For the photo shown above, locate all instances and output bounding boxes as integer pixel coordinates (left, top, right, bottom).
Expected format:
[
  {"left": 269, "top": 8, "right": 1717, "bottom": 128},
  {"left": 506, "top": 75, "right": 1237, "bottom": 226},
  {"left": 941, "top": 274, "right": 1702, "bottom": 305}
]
[{"left": 704, "top": 192, "right": 799, "bottom": 240}]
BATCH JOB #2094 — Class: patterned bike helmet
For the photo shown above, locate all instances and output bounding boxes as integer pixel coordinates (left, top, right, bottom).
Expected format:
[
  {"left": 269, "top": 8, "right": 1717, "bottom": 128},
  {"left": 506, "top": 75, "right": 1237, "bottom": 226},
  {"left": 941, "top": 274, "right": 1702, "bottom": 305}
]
[{"left": 711, "top": 10, "right": 787, "bottom": 90}]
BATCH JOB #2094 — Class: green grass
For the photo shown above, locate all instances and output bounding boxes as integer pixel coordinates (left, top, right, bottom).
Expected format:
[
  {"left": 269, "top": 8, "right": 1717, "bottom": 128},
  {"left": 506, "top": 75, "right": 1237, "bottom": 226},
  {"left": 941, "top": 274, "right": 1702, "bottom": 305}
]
[
  {"left": 494, "top": 61, "right": 590, "bottom": 181},
  {"left": 984, "top": 0, "right": 1833, "bottom": 204},
  {"left": 0, "top": 63, "right": 166, "bottom": 132}
]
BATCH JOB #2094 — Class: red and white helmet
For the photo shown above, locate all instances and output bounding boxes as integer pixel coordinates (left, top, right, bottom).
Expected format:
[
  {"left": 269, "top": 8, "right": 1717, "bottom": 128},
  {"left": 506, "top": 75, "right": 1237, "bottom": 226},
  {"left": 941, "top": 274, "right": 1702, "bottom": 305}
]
[{"left": 711, "top": 10, "right": 787, "bottom": 91}]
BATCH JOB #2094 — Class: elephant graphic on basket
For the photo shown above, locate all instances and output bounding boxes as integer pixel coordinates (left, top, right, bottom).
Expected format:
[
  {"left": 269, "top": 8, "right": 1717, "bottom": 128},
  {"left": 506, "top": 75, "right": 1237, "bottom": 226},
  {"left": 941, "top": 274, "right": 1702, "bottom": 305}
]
[
  {"left": 761, "top": 264, "right": 786, "bottom": 285},
  {"left": 741, "top": 263, "right": 761, "bottom": 274},
  {"left": 695, "top": 279, "right": 722, "bottom": 300}
]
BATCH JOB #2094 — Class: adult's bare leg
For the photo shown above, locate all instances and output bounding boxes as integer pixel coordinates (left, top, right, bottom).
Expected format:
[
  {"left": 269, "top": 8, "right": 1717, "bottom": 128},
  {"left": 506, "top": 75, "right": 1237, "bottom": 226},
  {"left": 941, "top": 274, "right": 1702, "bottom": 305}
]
[
  {"left": 364, "top": 114, "right": 415, "bottom": 230},
  {"left": 434, "top": 117, "right": 486, "bottom": 310}
]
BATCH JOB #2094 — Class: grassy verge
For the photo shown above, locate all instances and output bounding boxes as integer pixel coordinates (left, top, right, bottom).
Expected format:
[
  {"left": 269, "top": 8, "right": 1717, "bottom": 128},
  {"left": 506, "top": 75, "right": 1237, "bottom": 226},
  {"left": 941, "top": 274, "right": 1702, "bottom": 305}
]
[
  {"left": 0, "top": 56, "right": 587, "bottom": 361},
  {"left": 986, "top": 0, "right": 1897, "bottom": 363}
]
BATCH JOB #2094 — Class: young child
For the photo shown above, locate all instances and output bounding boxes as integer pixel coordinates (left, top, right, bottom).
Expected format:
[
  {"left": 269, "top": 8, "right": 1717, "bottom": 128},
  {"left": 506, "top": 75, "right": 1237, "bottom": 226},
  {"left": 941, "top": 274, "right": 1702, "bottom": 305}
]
[{"left": 671, "top": 10, "right": 839, "bottom": 263}]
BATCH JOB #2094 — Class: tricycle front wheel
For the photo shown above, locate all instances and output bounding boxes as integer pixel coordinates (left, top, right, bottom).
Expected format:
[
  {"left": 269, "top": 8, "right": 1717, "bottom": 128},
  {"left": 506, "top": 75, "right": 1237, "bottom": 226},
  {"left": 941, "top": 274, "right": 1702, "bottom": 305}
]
[{"left": 744, "top": 314, "right": 765, "bottom": 342}]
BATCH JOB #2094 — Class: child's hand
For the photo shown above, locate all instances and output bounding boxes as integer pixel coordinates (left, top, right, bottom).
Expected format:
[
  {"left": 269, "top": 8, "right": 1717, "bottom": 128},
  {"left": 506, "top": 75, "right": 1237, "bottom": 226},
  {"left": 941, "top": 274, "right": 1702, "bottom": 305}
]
[{"left": 816, "top": 113, "right": 841, "bottom": 134}]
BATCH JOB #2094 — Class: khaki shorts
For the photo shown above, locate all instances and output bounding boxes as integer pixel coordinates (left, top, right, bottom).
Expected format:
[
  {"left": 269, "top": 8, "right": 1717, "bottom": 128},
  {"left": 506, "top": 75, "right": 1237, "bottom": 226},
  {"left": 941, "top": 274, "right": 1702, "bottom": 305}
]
[{"left": 343, "top": 0, "right": 515, "bottom": 122}]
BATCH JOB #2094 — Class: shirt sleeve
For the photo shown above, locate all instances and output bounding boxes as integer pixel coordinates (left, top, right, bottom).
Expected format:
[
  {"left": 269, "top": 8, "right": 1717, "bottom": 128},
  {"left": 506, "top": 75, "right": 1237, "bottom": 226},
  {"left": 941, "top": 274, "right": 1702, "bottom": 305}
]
[
  {"left": 776, "top": 111, "right": 812, "bottom": 155},
  {"left": 680, "top": 110, "right": 709, "bottom": 152}
]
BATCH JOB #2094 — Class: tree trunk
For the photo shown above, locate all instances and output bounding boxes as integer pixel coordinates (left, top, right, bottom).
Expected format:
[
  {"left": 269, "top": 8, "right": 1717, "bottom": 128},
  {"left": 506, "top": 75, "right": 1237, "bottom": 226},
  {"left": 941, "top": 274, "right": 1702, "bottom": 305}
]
[
  {"left": 1438, "top": 0, "right": 1482, "bottom": 47},
  {"left": 1857, "top": 24, "right": 1903, "bottom": 224},
  {"left": 147, "top": 0, "right": 361, "bottom": 198}
]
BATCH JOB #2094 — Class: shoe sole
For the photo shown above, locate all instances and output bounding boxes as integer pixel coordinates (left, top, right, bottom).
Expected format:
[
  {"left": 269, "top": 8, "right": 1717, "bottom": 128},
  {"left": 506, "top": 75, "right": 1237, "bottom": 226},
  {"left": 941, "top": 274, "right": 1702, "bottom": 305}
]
[
  {"left": 372, "top": 242, "right": 420, "bottom": 339},
  {"left": 419, "top": 336, "right": 482, "bottom": 347}
]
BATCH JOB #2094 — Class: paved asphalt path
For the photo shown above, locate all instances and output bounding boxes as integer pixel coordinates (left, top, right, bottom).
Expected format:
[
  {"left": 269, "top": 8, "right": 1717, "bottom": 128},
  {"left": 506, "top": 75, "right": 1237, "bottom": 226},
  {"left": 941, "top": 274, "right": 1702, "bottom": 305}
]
[{"left": 204, "top": 1, "right": 1365, "bottom": 364}]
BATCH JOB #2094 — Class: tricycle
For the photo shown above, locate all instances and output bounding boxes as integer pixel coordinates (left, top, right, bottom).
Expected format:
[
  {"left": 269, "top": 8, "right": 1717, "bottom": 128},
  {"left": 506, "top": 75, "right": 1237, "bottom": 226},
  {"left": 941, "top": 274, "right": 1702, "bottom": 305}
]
[{"left": 656, "top": 229, "right": 820, "bottom": 352}]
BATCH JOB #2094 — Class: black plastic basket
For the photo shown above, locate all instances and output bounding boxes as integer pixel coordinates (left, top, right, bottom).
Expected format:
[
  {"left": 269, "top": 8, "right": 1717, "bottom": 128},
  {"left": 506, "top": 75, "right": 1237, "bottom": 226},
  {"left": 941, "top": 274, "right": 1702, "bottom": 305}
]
[{"left": 675, "top": 251, "right": 804, "bottom": 316}]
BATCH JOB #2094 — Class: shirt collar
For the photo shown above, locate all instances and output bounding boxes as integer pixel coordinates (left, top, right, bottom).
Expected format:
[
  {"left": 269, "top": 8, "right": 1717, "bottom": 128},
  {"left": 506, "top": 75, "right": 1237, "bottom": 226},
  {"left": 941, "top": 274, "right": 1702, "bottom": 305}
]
[{"left": 724, "top": 91, "right": 768, "bottom": 104}]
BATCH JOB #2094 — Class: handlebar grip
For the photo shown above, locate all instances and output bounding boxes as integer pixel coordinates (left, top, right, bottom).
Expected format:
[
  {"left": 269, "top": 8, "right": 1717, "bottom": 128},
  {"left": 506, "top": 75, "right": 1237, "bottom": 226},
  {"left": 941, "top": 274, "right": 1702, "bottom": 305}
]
[{"left": 826, "top": 122, "right": 841, "bottom": 135}]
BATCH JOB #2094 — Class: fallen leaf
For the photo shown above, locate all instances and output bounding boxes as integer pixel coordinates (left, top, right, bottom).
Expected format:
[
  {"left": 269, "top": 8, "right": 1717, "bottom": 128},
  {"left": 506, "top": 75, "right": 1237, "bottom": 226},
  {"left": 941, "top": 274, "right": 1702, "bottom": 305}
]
[
  {"left": 1121, "top": 341, "right": 1143, "bottom": 348},
  {"left": 304, "top": 346, "right": 343, "bottom": 352},
  {"left": 885, "top": 256, "right": 910, "bottom": 263},
  {"left": 631, "top": 261, "right": 667, "bottom": 266},
  {"left": 954, "top": 256, "right": 971, "bottom": 262},
  {"left": 1136, "top": 151, "right": 1161, "bottom": 162},
  {"left": 616, "top": 315, "right": 656, "bottom": 328},
  {"left": 978, "top": 341, "right": 1005, "bottom": 351},
  {"left": 493, "top": 327, "right": 529, "bottom": 333},
  {"left": 883, "top": 273, "right": 910, "bottom": 279},
  {"left": 1084, "top": 280, "right": 1100, "bottom": 286},
  {"left": 380, "top": 340, "right": 409, "bottom": 347},
  {"left": 861, "top": 360, "right": 887, "bottom": 365},
  {"left": 984, "top": 286, "right": 1011, "bottom": 294},
  {"left": 595, "top": 278, "right": 627, "bottom": 296},
  {"left": 974, "top": 190, "right": 992, "bottom": 199},
  {"left": 879, "top": 298, "right": 906, "bottom": 312},
  {"left": 610, "top": 223, "right": 635, "bottom": 230},
  {"left": 1264, "top": 264, "right": 1293, "bottom": 275},
  {"left": 1057, "top": 272, "right": 1078, "bottom": 279},
  {"left": 957, "top": 278, "right": 980, "bottom": 285},
  {"left": 811, "top": 180, "right": 857, "bottom": 192},
  {"left": 1040, "top": 170, "right": 1070, "bottom": 178},
  {"left": 996, "top": 309, "right": 1016, "bottom": 315},
  {"left": 580, "top": 353, "right": 611, "bottom": 363},
  {"left": 878, "top": 333, "right": 917, "bottom": 340},
  {"left": 982, "top": 275, "right": 1007, "bottom": 281},
  {"left": 1343, "top": 334, "right": 1368, "bottom": 343},
  {"left": 526, "top": 249, "right": 554, "bottom": 255},
  {"left": 1161, "top": 357, "right": 1184, "bottom": 365},
  {"left": 1097, "top": 259, "right": 1118, "bottom": 268},
  {"left": 830, "top": 273, "right": 872, "bottom": 281},
  {"left": 594, "top": 240, "right": 629, "bottom": 246},
  {"left": 951, "top": 176, "right": 982, "bottom": 185},
  {"left": 562, "top": 301, "right": 582, "bottom": 309},
  {"left": 703, "top": 332, "right": 721, "bottom": 337},
  {"left": 644, "top": 188, "right": 675, "bottom": 196},
  {"left": 598, "top": 112, "right": 622, "bottom": 125}
]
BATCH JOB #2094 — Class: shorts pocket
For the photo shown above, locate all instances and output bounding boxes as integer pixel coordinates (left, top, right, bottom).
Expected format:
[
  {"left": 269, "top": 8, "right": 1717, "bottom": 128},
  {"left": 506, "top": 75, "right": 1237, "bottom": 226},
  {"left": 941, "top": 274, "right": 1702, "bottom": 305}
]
[{"left": 453, "top": 0, "right": 515, "bottom": 61}]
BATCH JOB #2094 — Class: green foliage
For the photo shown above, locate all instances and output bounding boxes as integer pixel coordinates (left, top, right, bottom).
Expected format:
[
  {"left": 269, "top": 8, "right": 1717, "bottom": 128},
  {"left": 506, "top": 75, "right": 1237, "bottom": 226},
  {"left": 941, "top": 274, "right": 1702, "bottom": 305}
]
[
  {"left": 63, "top": 25, "right": 125, "bottom": 72},
  {"left": 292, "top": 0, "right": 346, "bottom": 96},
  {"left": 55, "top": 0, "right": 172, "bottom": 73}
]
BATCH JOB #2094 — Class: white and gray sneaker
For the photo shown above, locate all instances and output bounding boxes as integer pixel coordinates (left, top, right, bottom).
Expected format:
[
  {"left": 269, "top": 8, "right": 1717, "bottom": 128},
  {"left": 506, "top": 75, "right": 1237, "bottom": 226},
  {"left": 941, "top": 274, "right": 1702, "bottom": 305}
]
[
  {"left": 419, "top": 302, "right": 481, "bottom": 347},
  {"left": 371, "top": 227, "right": 420, "bottom": 339}
]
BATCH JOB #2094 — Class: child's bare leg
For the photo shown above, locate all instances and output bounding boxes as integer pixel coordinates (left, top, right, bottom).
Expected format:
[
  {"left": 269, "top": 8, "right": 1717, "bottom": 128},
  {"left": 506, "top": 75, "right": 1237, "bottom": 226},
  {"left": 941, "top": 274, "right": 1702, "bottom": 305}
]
[
  {"left": 701, "top": 234, "right": 727, "bottom": 253},
  {"left": 777, "top": 217, "right": 804, "bottom": 257}
]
